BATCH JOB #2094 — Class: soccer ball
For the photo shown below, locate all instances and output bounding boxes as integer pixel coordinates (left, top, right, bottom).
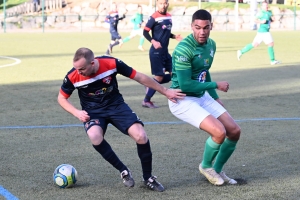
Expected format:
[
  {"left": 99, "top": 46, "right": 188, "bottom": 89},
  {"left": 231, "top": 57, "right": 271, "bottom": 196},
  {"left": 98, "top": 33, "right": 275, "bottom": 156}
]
[{"left": 53, "top": 164, "right": 78, "bottom": 188}]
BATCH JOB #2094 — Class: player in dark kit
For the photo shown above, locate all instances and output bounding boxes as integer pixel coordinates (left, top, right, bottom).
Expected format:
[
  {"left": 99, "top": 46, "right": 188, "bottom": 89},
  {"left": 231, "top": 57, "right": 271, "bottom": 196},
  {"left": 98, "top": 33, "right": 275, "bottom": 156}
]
[
  {"left": 142, "top": 0, "right": 182, "bottom": 108},
  {"left": 57, "top": 47, "right": 185, "bottom": 192},
  {"left": 105, "top": 2, "right": 126, "bottom": 55}
]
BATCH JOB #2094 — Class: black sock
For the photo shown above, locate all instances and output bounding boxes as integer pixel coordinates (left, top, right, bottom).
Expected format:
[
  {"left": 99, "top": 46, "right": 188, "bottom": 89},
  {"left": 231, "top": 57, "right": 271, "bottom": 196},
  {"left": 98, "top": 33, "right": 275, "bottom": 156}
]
[
  {"left": 93, "top": 140, "right": 127, "bottom": 173},
  {"left": 137, "top": 140, "right": 152, "bottom": 180}
]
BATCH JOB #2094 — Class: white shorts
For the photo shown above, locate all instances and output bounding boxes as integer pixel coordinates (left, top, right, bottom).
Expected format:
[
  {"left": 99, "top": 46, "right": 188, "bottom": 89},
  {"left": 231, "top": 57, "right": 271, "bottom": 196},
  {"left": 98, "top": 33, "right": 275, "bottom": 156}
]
[
  {"left": 130, "top": 28, "right": 143, "bottom": 38},
  {"left": 168, "top": 92, "right": 226, "bottom": 129},
  {"left": 253, "top": 32, "right": 273, "bottom": 45}
]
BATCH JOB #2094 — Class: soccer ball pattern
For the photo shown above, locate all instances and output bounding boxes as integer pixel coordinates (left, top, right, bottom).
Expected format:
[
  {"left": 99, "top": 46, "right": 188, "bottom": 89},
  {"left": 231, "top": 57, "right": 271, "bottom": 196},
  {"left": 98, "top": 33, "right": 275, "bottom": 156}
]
[{"left": 53, "top": 164, "right": 78, "bottom": 188}]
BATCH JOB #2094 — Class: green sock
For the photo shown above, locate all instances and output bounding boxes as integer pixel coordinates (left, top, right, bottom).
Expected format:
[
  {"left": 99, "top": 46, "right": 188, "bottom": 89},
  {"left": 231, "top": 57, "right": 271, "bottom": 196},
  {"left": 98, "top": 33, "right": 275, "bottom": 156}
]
[
  {"left": 123, "top": 37, "right": 130, "bottom": 43},
  {"left": 213, "top": 138, "right": 237, "bottom": 173},
  {"left": 201, "top": 137, "right": 221, "bottom": 168},
  {"left": 268, "top": 46, "right": 275, "bottom": 61},
  {"left": 241, "top": 44, "right": 253, "bottom": 54},
  {"left": 139, "top": 37, "right": 145, "bottom": 46}
]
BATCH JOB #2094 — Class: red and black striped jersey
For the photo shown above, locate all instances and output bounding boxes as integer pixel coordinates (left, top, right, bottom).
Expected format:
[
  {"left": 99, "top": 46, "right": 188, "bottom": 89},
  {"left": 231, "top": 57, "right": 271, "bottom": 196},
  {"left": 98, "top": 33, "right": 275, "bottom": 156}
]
[
  {"left": 60, "top": 56, "right": 136, "bottom": 112},
  {"left": 144, "top": 11, "right": 173, "bottom": 51}
]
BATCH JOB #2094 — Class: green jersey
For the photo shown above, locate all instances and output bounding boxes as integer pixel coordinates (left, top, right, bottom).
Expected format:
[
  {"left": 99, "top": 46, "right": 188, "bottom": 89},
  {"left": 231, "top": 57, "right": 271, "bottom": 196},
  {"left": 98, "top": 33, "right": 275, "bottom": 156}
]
[
  {"left": 131, "top": 13, "right": 143, "bottom": 30},
  {"left": 171, "top": 34, "right": 218, "bottom": 99},
  {"left": 257, "top": 10, "right": 273, "bottom": 32}
]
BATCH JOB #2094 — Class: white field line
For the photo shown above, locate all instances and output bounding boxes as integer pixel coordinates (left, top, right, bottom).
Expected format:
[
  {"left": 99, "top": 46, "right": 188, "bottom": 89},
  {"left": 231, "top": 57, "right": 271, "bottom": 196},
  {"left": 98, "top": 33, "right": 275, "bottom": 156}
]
[{"left": 0, "top": 56, "right": 21, "bottom": 68}]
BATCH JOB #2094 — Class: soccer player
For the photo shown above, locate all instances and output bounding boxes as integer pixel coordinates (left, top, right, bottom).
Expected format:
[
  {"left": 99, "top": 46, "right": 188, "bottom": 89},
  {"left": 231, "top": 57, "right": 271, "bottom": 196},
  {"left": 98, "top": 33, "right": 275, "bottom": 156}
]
[
  {"left": 237, "top": 1, "right": 280, "bottom": 65},
  {"left": 105, "top": 2, "right": 126, "bottom": 55},
  {"left": 121, "top": 5, "right": 145, "bottom": 51},
  {"left": 142, "top": 0, "right": 182, "bottom": 108},
  {"left": 169, "top": 10, "right": 241, "bottom": 186},
  {"left": 57, "top": 47, "right": 185, "bottom": 191}
]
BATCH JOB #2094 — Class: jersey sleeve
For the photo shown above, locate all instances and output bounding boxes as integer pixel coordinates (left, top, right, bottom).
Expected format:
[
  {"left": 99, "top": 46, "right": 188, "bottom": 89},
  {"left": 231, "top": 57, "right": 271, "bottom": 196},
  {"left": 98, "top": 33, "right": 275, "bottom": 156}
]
[
  {"left": 144, "top": 15, "right": 155, "bottom": 32},
  {"left": 173, "top": 48, "right": 217, "bottom": 93},
  {"left": 118, "top": 14, "right": 125, "bottom": 20},
  {"left": 60, "top": 75, "right": 75, "bottom": 98},
  {"left": 205, "top": 71, "right": 219, "bottom": 99},
  {"left": 115, "top": 59, "right": 136, "bottom": 79}
]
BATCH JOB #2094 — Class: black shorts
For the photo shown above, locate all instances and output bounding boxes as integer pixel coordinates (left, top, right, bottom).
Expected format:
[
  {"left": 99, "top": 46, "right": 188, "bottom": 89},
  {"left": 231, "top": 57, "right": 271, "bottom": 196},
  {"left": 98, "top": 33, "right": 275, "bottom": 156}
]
[
  {"left": 149, "top": 50, "right": 172, "bottom": 76},
  {"left": 83, "top": 102, "right": 143, "bottom": 135},
  {"left": 110, "top": 29, "right": 122, "bottom": 41}
]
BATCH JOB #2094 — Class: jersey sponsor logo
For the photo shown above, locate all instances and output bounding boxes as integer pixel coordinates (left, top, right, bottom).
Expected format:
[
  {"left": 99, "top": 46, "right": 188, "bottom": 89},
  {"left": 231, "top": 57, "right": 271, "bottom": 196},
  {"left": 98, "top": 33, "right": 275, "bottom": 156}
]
[
  {"left": 176, "top": 55, "right": 188, "bottom": 62},
  {"left": 162, "top": 24, "right": 172, "bottom": 30},
  {"left": 102, "top": 76, "right": 112, "bottom": 84},
  {"left": 88, "top": 86, "right": 113, "bottom": 96},
  {"left": 197, "top": 70, "right": 207, "bottom": 83},
  {"left": 204, "top": 58, "right": 210, "bottom": 66}
]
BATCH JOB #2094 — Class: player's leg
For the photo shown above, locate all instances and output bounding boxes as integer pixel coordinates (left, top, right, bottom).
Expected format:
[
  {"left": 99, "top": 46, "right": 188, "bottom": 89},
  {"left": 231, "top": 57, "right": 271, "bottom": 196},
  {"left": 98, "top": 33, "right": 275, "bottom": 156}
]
[
  {"left": 212, "top": 112, "right": 241, "bottom": 184},
  {"left": 106, "top": 33, "right": 115, "bottom": 55},
  {"left": 237, "top": 33, "right": 260, "bottom": 60},
  {"left": 168, "top": 95, "right": 225, "bottom": 186},
  {"left": 138, "top": 37, "right": 145, "bottom": 51},
  {"left": 264, "top": 32, "right": 280, "bottom": 65},
  {"left": 111, "top": 33, "right": 122, "bottom": 48},
  {"left": 111, "top": 103, "right": 164, "bottom": 191},
  {"left": 84, "top": 118, "right": 133, "bottom": 187},
  {"left": 137, "top": 29, "right": 145, "bottom": 51},
  {"left": 142, "top": 53, "right": 171, "bottom": 108},
  {"left": 127, "top": 123, "right": 164, "bottom": 192},
  {"left": 123, "top": 30, "right": 137, "bottom": 44}
]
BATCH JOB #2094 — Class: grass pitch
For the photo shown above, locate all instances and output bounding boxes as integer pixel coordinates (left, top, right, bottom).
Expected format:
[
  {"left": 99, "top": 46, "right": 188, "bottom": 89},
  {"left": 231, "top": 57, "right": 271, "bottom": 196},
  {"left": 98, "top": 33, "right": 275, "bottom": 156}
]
[{"left": 0, "top": 31, "right": 300, "bottom": 200}]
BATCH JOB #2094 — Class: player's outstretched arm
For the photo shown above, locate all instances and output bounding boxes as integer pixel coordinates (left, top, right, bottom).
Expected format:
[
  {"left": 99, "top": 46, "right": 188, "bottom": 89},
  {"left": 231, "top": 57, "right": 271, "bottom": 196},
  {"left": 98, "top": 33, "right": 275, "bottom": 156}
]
[
  {"left": 57, "top": 93, "right": 90, "bottom": 122},
  {"left": 133, "top": 72, "right": 185, "bottom": 102}
]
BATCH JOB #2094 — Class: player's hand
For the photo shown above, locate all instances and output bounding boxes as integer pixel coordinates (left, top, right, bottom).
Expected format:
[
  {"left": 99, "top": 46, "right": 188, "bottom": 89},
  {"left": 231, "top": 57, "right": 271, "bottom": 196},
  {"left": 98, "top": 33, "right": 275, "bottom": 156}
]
[
  {"left": 165, "top": 89, "right": 186, "bottom": 103},
  {"left": 151, "top": 40, "right": 162, "bottom": 49},
  {"left": 175, "top": 34, "right": 183, "bottom": 41},
  {"left": 216, "top": 81, "right": 229, "bottom": 92},
  {"left": 75, "top": 110, "right": 90, "bottom": 122}
]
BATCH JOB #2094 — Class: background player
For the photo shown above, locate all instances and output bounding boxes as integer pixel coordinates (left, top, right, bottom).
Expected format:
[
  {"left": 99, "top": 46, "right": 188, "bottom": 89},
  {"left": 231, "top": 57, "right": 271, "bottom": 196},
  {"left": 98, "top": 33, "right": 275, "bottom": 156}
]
[
  {"left": 142, "top": 0, "right": 182, "bottom": 108},
  {"left": 169, "top": 10, "right": 241, "bottom": 186},
  {"left": 121, "top": 5, "right": 145, "bottom": 51},
  {"left": 237, "top": 1, "right": 280, "bottom": 65},
  {"left": 105, "top": 2, "right": 126, "bottom": 55},
  {"left": 58, "top": 47, "right": 185, "bottom": 192}
]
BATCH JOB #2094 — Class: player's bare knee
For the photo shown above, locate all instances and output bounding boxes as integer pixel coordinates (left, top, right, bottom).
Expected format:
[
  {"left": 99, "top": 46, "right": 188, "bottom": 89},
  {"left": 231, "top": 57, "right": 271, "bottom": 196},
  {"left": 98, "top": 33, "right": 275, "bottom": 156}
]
[
  {"left": 134, "top": 132, "right": 148, "bottom": 144},
  {"left": 212, "top": 128, "right": 226, "bottom": 144},
  {"left": 227, "top": 125, "right": 241, "bottom": 141},
  {"left": 88, "top": 132, "right": 103, "bottom": 145}
]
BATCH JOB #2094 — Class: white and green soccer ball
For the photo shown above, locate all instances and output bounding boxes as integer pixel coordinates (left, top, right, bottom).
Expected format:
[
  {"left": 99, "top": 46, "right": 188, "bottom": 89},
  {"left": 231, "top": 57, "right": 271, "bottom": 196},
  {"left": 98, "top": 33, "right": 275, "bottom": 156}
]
[{"left": 53, "top": 164, "right": 78, "bottom": 188}]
